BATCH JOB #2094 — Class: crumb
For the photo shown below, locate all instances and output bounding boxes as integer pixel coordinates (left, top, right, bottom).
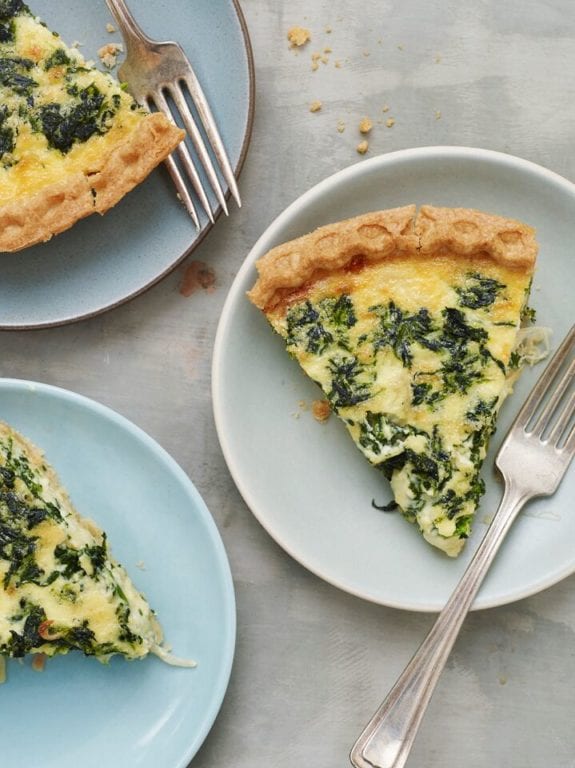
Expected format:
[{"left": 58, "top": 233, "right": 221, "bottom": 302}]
[
  {"left": 334, "top": 59, "right": 342, "bottom": 68},
  {"left": 180, "top": 260, "right": 216, "bottom": 296},
  {"left": 498, "top": 676, "right": 508, "bottom": 686},
  {"left": 98, "top": 42, "right": 123, "bottom": 69},
  {"left": 385, "top": 117, "right": 396, "bottom": 128},
  {"left": 320, "top": 54, "right": 329, "bottom": 64},
  {"left": 287, "top": 26, "right": 311, "bottom": 48},
  {"left": 325, "top": 25, "right": 332, "bottom": 33},
  {"left": 106, "top": 22, "right": 116, "bottom": 33},
  {"left": 435, "top": 53, "right": 442, "bottom": 63},
  {"left": 136, "top": 560, "right": 146, "bottom": 570},
  {"left": 31, "top": 654, "right": 46, "bottom": 672},
  {"left": 362, "top": 50, "right": 370, "bottom": 57},
  {"left": 397, "top": 43, "right": 404, "bottom": 50},
  {"left": 71, "top": 40, "right": 82, "bottom": 49},
  {"left": 324, "top": 46, "right": 332, "bottom": 54},
  {"left": 435, "top": 110, "right": 442, "bottom": 120},
  {"left": 309, "top": 100, "right": 322, "bottom": 113},
  {"left": 336, "top": 119, "right": 346, "bottom": 133},
  {"left": 356, "top": 140, "right": 369, "bottom": 154},
  {"left": 312, "top": 399, "right": 331, "bottom": 422},
  {"left": 298, "top": 399, "right": 308, "bottom": 410},
  {"left": 311, "top": 51, "right": 322, "bottom": 70},
  {"left": 382, "top": 104, "right": 390, "bottom": 113},
  {"left": 359, "top": 116, "right": 373, "bottom": 134}
]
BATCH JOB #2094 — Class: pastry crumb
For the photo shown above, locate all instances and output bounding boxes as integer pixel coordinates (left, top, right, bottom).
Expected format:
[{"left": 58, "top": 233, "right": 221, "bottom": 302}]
[
  {"left": 98, "top": 42, "right": 123, "bottom": 69},
  {"left": 385, "top": 117, "right": 396, "bottom": 128},
  {"left": 435, "top": 53, "right": 442, "bottom": 63},
  {"left": 382, "top": 104, "right": 390, "bottom": 113},
  {"left": 309, "top": 100, "right": 322, "bottom": 113},
  {"left": 356, "top": 140, "right": 369, "bottom": 154},
  {"left": 312, "top": 400, "right": 331, "bottom": 422},
  {"left": 106, "top": 22, "right": 116, "bottom": 33},
  {"left": 359, "top": 116, "right": 373, "bottom": 134},
  {"left": 435, "top": 110, "right": 442, "bottom": 120},
  {"left": 325, "top": 25, "right": 333, "bottom": 33},
  {"left": 334, "top": 59, "right": 342, "bottom": 68},
  {"left": 311, "top": 51, "right": 322, "bottom": 70},
  {"left": 336, "top": 119, "right": 346, "bottom": 133},
  {"left": 287, "top": 26, "right": 311, "bottom": 48}
]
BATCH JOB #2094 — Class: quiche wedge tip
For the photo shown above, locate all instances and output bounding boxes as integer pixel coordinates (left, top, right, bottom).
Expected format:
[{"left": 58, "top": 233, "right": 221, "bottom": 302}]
[
  {"left": 248, "top": 205, "right": 540, "bottom": 557},
  {"left": 0, "top": 422, "right": 195, "bottom": 676}
]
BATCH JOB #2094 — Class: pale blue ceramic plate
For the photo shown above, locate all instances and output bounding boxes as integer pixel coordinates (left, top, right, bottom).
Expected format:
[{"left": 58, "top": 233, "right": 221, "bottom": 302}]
[
  {"left": 0, "top": 380, "right": 235, "bottom": 768},
  {"left": 213, "top": 146, "right": 575, "bottom": 612},
  {"left": 0, "top": 0, "right": 254, "bottom": 329}
]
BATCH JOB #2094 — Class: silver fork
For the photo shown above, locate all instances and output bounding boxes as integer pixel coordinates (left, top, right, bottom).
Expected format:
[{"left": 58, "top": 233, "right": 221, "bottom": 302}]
[
  {"left": 350, "top": 323, "right": 575, "bottom": 768},
  {"left": 105, "top": 0, "right": 241, "bottom": 229}
]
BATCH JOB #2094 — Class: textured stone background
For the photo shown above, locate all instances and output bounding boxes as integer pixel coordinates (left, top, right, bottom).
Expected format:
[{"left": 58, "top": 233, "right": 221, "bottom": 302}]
[{"left": 2, "top": 1, "right": 575, "bottom": 767}]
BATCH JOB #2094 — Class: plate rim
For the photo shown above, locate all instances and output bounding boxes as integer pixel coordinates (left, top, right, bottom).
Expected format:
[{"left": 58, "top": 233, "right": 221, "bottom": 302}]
[
  {"left": 212, "top": 144, "right": 575, "bottom": 613},
  {"left": 3, "top": 0, "right": 255, "bottom": 332},
  {"left": 0, "top": 377, "right": 236, "bottom": 767}
]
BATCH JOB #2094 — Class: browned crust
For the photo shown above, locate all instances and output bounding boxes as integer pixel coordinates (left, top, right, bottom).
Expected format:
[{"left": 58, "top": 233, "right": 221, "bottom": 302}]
[
  {"left": 248, "top": 205, "right": 538, "bottom": 311},
  {"left": 0, "top": 112, "right": 184, "bottom": 253},
  {"left": 417, "top": 205, "right": 537, "bottom": 266},
  {"left": 247, "top": 205, "right": 418, "bottom": 310}
]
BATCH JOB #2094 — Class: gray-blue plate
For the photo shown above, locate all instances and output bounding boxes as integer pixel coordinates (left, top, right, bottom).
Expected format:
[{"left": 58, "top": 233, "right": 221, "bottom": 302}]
[
  {"left": 213, "top": 146, "right": 575, "bottom": 612},
  {"left": 0, "top": 0, "right": 254, "bottom": 329},
  {"left": 1, "top": 379, "right": 235, "bottom": 768}
]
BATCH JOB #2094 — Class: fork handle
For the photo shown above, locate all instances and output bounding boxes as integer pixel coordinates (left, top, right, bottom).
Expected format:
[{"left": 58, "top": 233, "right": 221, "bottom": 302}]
[
  {"left": 350, "top": 479, "right": 531, "bottom": 768},
  {"left": 105, "top": 0, "right": 150, "bottom": 48}
]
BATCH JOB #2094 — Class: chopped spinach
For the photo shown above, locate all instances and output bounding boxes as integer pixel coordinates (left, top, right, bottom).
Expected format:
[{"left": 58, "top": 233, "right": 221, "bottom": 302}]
[
  {"left": 0, "top": 0, "right": 26, "bottom": 20},
  {"left": 43, "top": 47, "right": 71, "bottom": 70},
  {"left": 0, "top": 56, "right": 36, "bottom": 97},
  {"left": 35, "top": 84, "right": 118, "bottom": 153},
  {"left": 370, "top": 301, "right": 434, "bottom": 367},
  {"left": 455, "top": 272, "right": 505, "bottom": 309},
  {"left": 326, "top": 354, "right": 371, "bottom": 409}
]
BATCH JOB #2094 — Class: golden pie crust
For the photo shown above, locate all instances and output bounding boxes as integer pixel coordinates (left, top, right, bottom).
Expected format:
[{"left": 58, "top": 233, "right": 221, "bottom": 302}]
[
  {"left": 248, "top": 205, "right": 537, "bottom": 311},
  {"left": 0, "top": 113, "right": 184, "bottom": 253}
]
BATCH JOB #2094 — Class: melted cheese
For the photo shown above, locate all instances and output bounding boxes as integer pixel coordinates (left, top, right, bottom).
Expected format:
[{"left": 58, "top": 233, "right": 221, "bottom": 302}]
[
  {"left": 268, "top": 253, "right": 533, "bottom": 556},
  {"left": 0, "top": 425, "right": 163, "bottom": 661},
  {"left": 0, "top": 11, "right": 145, "bottom": 204}
]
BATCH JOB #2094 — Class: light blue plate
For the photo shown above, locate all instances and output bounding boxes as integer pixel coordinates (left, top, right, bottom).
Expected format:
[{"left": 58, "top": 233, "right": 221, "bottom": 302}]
[
  {"left": 213, "top": 146, "right": 575, "bottom": 612},
  {"left": 0, "top": 0, "right": 254, "bottom": 329},
  {"left": 0, "top": 380, "right": 235, "bottom": 768}
]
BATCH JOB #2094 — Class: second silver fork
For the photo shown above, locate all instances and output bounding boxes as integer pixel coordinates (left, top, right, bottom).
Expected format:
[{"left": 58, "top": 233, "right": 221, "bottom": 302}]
[
  {"left": 351, "top": 324, "right": 575, "bottom": 768},
  {"left": 106, "top": 0, "right": 241, "bottom": 228}
]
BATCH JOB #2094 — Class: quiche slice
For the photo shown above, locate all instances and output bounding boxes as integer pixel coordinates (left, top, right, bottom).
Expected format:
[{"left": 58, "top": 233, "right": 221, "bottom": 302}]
[
  {"left": 0, "top": 1, "right": 185, "bottom": 252},
  {"left": 0, "top": 422, "right": 194, "bottom": 673},
  {"left": 248, "top": 205, "right": 538, "bottom": 556}
]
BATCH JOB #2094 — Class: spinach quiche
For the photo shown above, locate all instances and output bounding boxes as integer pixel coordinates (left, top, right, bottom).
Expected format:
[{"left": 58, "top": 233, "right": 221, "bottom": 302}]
[
  {"left": 0, "top": 422, "right": 194, "bottom": 675},
  {"left": 248, "top": 205, "right": 539, "bottom": 556},
  {"left": 0, "top": 1, "right": 184, "bottom": 252}
]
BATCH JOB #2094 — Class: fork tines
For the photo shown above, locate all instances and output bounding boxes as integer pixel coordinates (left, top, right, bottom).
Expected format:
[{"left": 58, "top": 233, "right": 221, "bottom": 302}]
[
  {"left": 106, "top": 0, "right": 241, "bottom": 229},
  {"left": 520, "top": 325, "right": 575, "bottom": 449}
]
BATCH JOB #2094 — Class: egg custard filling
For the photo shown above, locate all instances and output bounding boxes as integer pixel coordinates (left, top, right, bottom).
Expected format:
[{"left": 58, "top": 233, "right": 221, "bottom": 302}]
[
  {"left": 249, "top": 205, "right": 540, "bottom": 556},
  {"left": 0, "top": 422, "right": 195, "bottom": 676},
  {"left": 0, "top": 1, "right": 184, "bottom": 252}
]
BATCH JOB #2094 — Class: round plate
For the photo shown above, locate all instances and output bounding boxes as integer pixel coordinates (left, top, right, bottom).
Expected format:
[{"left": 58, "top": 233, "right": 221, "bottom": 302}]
[
  {"left": 0, "top": 0, "right": 254, "bottom": 329},
  {"left": 213, "top": 146, "right": 575, "bottom": 612},
  {"left": 1, "top": 380, "right": 235, "bottom": 768}
]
